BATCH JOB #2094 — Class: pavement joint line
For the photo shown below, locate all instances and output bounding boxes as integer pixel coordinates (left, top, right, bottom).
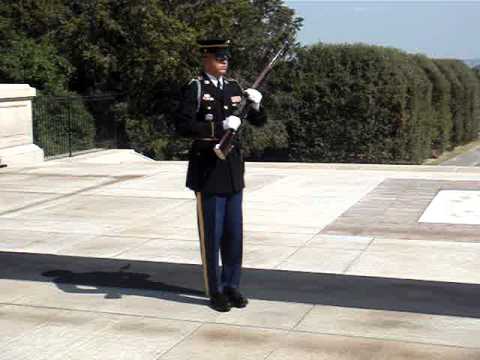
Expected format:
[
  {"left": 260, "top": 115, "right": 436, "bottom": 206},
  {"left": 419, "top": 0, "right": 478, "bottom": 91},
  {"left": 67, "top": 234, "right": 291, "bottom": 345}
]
[
  {"left": 0, "top": 300, "right": 331, "bottom": 335},
  {"left": 2, "top": 301, "right": 480, "bottom": 351},
  {"left": 342, "top": 237, "right": 376, "bottom": 274},
  {"left": 290, "top": 304, "right": 316, "bottom": 331},
  {"left": 301, "top": 231, "right": 322, "bottom": 247},
  {"left": 155, "top": 322, "right": 205, "bottom": 360},
  {"left": 0, "top": 301, "right": 299, "bottom": 334},
  {"left": 0, "top": 302, "right": 204, "bottom": 326},
  {"left": 262, "top": 347, "right": 278, "bottom": 360},
  {"left": 289, "top": 328, "right": 480, "bottom": 351},
  {"left": 271, "top": 225, "right": 350, "bottom": 270},
  {"left": 272, "top": 244, "right": 305, "bottom": 270},
  {"left": 0, "top": 176, "right": 143, "bottom": 217}
]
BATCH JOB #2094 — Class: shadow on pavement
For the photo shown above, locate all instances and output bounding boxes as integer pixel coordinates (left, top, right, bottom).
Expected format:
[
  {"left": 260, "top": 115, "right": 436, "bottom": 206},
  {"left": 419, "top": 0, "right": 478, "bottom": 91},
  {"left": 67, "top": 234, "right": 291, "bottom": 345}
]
[{"left": 1, "top": 251, "right": 479, "bottom": 318}]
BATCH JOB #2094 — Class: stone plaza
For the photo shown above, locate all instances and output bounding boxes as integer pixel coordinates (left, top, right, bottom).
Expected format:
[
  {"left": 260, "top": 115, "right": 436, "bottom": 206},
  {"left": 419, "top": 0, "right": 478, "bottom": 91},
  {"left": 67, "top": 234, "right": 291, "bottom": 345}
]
[{"left": 1, "top": 149, "right": 480, "bottom": 359}]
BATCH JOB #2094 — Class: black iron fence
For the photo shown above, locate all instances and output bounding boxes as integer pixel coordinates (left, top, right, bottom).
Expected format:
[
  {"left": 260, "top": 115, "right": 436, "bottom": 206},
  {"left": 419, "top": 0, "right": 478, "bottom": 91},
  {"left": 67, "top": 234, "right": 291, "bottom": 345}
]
[{"left": 33, "top": 94, "right": 122, "bottom": 158}]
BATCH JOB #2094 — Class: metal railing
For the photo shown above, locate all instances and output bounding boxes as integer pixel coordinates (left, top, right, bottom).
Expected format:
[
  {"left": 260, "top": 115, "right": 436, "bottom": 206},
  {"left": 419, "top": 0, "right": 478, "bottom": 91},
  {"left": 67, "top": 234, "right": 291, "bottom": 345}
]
[{"left": 33, "top": 94, "right": 122, "bottom": 158}]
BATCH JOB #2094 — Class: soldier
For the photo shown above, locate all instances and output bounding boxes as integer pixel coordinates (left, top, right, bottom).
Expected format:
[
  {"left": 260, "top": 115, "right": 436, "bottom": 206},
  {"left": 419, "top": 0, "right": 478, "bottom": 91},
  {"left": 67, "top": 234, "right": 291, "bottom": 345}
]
[{"left": 175, "top": 39, "right": 267, "bottom": 312}]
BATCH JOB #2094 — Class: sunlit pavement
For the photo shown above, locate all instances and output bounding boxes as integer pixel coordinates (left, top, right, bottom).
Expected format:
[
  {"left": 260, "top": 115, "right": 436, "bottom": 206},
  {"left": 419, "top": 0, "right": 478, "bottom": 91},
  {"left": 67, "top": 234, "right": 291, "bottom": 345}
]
[{"left": 1, "top": 149, "right": 480, "bottom": 359}]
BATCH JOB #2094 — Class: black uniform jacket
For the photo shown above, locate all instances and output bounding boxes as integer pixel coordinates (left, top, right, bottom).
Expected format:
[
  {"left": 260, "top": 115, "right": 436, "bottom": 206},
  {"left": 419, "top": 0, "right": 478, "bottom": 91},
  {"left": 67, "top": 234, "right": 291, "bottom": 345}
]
[{"left": 175, "top": 73, "right": 267, "bottom": 194}]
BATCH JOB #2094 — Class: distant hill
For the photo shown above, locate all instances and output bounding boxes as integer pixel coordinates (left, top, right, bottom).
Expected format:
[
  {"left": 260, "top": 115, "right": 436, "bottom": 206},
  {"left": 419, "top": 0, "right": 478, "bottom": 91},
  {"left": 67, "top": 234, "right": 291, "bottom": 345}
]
[{"left": 463, "top": 59, "right": 480, "bottom": 68}]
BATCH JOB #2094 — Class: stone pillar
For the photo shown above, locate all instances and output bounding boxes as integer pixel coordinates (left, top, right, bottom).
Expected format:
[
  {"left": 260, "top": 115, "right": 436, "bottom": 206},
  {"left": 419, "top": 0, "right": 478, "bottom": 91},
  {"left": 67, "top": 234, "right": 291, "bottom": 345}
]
[{"left": 0, "top": 84, "right": 44, "bottom": 167}]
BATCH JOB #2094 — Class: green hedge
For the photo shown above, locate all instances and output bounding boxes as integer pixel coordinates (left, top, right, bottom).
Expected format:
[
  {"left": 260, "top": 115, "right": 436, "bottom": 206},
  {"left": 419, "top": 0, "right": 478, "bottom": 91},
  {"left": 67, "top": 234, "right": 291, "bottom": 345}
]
[
  {"left": 413, "top": 55, "right": 451, "bottom": 154},
  {"left": 434, "top": 60, "right": 480, "bottom": 146},
  {"left": 276, "top": 43, "right": 480, "bottom": 164}
]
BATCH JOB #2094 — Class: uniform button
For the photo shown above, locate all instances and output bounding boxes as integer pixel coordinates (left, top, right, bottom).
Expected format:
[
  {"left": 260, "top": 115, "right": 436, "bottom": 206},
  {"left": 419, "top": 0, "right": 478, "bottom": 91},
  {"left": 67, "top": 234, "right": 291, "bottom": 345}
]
[{"left": 224, "top": 105, "right": 228, "bottom": 109}]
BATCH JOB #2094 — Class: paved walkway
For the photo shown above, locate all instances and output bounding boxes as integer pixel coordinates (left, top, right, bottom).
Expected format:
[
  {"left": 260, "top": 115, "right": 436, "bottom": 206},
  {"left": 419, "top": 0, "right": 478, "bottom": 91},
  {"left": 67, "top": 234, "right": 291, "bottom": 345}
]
[
  {"left": 440, "top": 144, "right": 480, "bottom": 166},
  {"left": 1, "top": 150, "right": 480, "bottom": 359}
]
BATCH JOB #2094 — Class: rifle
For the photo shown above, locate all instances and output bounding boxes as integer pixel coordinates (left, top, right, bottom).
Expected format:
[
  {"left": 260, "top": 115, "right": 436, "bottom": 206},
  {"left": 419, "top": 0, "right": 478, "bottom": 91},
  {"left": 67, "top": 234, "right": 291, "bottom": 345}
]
[{"left": 213, "top": 40, "right": 290, "bottom": 160}]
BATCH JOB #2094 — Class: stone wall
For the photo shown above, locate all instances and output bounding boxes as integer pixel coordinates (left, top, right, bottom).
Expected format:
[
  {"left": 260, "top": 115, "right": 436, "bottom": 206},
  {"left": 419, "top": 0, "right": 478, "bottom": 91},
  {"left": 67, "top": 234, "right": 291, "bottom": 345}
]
[{"left": 0, "top": 84, "right": 44, "bottom": 167}]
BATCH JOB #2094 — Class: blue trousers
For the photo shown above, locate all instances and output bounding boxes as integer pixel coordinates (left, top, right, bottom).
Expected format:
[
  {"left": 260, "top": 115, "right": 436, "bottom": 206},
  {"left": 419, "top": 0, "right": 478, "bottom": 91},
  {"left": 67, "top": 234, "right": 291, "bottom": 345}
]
[{"left": 195, "top": 191, "right": 243, "bottom": 296}]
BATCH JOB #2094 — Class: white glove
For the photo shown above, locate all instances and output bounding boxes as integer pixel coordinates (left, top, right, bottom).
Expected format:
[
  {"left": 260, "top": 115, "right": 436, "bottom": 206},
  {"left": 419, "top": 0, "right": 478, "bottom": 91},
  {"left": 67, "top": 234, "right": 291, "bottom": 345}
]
[
  {"left": 244, "top": 88, "right": 262, "bottom": 111},
  {"left": 223, "top": 115, "right": 241, "bottom": 131}
]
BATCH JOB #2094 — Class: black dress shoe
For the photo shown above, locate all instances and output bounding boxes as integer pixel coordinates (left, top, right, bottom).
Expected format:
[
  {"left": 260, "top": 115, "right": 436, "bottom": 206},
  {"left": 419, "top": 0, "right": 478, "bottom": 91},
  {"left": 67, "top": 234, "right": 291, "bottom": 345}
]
[
  {"left": 209, "top": 292, "right": 231, "bottom": 312},
  {"left": 223, "top": 287, "right": 248, "bottom": 308}
]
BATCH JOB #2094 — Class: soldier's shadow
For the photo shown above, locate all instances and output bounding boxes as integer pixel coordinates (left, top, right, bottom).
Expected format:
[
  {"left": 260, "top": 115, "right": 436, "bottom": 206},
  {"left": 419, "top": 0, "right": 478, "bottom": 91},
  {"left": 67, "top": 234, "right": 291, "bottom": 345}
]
[{"left": 42, "top": 266, "right": 208, "bottom": 306}]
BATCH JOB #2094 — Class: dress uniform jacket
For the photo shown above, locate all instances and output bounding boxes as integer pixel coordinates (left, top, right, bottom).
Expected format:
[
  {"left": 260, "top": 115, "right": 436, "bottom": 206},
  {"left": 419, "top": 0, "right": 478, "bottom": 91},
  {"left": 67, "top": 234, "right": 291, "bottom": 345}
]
[{"left": 176, "top": 73, "right": 267, "bottom": 194}]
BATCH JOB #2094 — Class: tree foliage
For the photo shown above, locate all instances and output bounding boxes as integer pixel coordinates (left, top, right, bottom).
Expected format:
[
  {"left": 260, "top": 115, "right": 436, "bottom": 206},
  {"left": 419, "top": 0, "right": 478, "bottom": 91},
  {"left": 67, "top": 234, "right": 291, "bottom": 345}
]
[{"left": 1, "top": 1, "right": 479, "bottom": 163}]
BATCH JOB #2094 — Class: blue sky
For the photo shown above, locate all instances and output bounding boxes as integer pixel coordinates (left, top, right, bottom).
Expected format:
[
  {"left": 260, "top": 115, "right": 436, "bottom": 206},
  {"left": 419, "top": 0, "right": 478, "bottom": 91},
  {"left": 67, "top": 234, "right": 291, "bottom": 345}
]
[{"left": 284, "top": 1, "right": 480, "bottom": 60}]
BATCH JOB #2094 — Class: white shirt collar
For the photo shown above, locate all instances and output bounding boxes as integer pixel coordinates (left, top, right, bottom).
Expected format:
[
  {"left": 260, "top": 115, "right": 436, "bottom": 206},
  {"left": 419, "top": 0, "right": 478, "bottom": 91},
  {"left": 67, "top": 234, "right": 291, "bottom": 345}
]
[{"left": 205, "top": 72, "right": 223, "bottom": 88}]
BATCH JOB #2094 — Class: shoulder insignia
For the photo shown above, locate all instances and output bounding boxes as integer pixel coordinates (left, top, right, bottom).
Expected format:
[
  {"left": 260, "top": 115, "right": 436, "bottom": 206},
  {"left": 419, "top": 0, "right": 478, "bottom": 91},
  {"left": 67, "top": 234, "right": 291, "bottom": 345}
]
[{"left": 188, "top": 78, "right": 199, "bottom": 86}]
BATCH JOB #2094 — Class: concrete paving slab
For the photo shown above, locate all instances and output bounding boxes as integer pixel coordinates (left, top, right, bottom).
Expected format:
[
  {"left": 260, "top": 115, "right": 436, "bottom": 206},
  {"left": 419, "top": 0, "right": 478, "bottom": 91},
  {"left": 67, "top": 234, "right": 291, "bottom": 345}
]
[
  {"left": 92, "top": 290, "right": 218, "bottom": 323},
  {"left": 267, "top": 331, "right": 480, "bottom": 360},
  {"left": 119, "top": 224, "right": 199, "bottom": 240},
  {"left": 48, "top": 315, "right": 200, "bottom": 360},
  {"left": 114, "top": 239, "right": 201, "bottom": 264},
  {"left": 120, "top": 225, "right": 314, "bottom": 247},
  {"left": 0, "top": 173, "right": 107, "bottom": 194},
  {"left": 0, "top": 280, "right": 39, "bottom": 303},
  {"left": 13, "top": 280, "right": 217, "bottom": 323},
  {"left": 15, "top": 162, "right": 164, "bottom": 177},
  {"left": 14, "top": 280, "right": 119, "bottom": 310},
  {"left": 0, "top": 305, "right": 58, "bottom": 344},
  {"left": 160, "top": 323, "right": 285, "bottom": 360},
  {"left": 3, "top": 154, "right": 480, "bottom": 359},
  {"left": 295, "top": 305, "right": 480, "bottom": 348},
  {"left": 64, "top": 149, "right": 154, "bottom": 164},
  {"left": 0, "top": 304, "right": 199, "bottom": 360},
  {"left": 84, "top": 172, "right": 194, "bottom": 199},
  {"left": 0, "top": 191, "right": 57, "bottom": 214},
  {"left": 243, "top": 223, "right": 321, "bottom": 235},
  {"left": 115, "top": 239, "right": 298, "bottom": 269},
  {"left": 0, "top": 229, "right": 45, "bottom": 250},
  {"left": 215, "top": 299, "right": 313, "bottom": 330},
  {"left": 245, "top": 231, "right": 315, "bottom": 247},
  {"left": 346, "top": 239, "right": 480, "bottom": 284},
  {"left": 6, "top": 194, "right": 188, "bottom": 221},
  {"left": 306, "top": 235, "right": 373, "bottom": 250},
  {"left": 276, "top": 248, "right": 362, "bottom": 273},
  {"left": 0, "top": 216, "right": 126, "bottom": 235},
  {"left": 58, "top": 235, "right": 152, "bottom": 258},
  {"left": 244, "top": 207, "right": 335, "bottom": 228},
  {"left": 0, "top": 306, "right": 112, "bottom": 360},
  {"left": 2, "top": 231, "right": 94, "bottom": 254},
  {"left": 243, "top": 245, "right": 299, "bottom": 269}
]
